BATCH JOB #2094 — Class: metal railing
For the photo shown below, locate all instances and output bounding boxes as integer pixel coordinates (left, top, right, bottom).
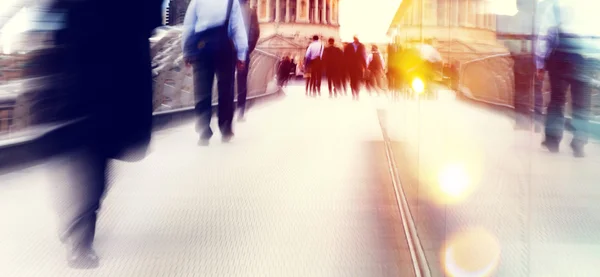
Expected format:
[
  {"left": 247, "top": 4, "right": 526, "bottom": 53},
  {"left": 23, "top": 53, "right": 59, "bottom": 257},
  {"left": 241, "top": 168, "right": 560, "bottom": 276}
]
[
  {"left": 458, "top": 53, "right": 600, "bottom": 121},
  {"left": 0, "top": 28, "right": 281, "bottom": 141},
  {"left": 150, "top": 27, "right": 281, "bottom": 112},
  {"left": 458, "top": 53, "right": 514, "bottom": 107}
]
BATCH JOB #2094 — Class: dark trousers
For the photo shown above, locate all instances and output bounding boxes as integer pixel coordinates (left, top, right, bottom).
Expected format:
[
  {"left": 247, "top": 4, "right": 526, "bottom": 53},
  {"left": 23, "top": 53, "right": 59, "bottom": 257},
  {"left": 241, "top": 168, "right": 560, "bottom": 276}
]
[
  {"left": 236, "top": 54, "right": 251, "bottom": 116},
  {"left": 349, "top": 70, "right": 362, "bottom": 98},
  {"left": 545, "top": 51, "right": 594, "bottom": 146},
  {"left": 54, "top": 145, "right": 107, "bottom": 251},
  {"left": 309, "top": 59, "right": 322, "bottom": 95},
  {"left": 193, "top": 46, "right": 236, "bottom": 137},
  {"left": 327, "top": 70, "right": 341, "bottom": 96}
]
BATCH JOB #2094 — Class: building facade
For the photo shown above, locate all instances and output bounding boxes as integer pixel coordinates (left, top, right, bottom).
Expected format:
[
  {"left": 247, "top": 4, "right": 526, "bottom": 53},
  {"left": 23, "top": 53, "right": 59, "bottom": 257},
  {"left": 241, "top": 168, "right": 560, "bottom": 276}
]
[
  {"left": 387, "top": 0, "right": 515, "bottom": 107},
  {"left": 165, "top": 0, "right": 342, "bottom": 69},
  {"left": 387, "top": 0, "right": 504, "bottom": 54}
]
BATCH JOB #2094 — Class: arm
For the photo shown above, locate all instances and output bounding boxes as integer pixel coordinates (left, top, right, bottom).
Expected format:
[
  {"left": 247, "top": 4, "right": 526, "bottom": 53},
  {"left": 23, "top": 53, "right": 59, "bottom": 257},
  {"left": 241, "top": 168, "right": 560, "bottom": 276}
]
[
  {"left": 181, "top": 0, "right": 198, "bottom": 53},
  {"left": 305, "top": 44, "right": 312, "bottom": 59},
  {"left": 230, "top": 0, "right": 249, "bottom": 61}
]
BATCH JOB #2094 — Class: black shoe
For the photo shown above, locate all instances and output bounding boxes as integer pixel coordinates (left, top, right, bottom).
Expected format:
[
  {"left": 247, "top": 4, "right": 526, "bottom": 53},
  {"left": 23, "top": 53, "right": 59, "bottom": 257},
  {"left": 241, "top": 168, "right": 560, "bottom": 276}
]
[
  {"left": 198, "top": 130, "right": 212, "bottom": 146},
  {"left": 67, "top": 247, "right": 99, "bottom": 269},
  {"left": 570, "top": 142, "right": 585, "bottom": 158},
  {"left": 222, "top": 132, "right": 234, "bottom": 143},
  {"left": 541, "top": 140, "right": 560, "bottom": 153}
]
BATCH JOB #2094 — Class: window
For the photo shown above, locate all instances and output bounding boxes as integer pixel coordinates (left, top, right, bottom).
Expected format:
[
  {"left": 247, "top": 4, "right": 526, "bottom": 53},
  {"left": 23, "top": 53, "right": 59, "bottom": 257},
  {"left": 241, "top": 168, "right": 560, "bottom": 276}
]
[
  {"left": 476, "top": 0, "right": 484, "bottom": 28},
  {"left": 451, "top": 0, "right": 459, "bottom": 26},
  {"left": 424, "top": 0, "right": 436, "bottom": 25},
  {"left": 468, "top": 0, "right": 476, "bottom": 26},
  {"left": 458, "top": 0, "right": 467, "bottom": 26},
  {"left": 413, "top": 0, "right": 422, "bottom": 25},
  {"left": 437, "top": 0, "right": 448, "bottom": 26}
]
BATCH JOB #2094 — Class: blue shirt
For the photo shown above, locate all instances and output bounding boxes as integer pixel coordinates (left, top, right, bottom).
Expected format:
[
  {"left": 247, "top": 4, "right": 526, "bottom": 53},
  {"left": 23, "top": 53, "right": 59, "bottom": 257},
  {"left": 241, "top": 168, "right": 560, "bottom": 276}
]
[
  {"left": 182, "top": 0, "right": 249, "bottom": 61},
  {"left": 535, "top": 0, "right": 600, "bottom": 69}
]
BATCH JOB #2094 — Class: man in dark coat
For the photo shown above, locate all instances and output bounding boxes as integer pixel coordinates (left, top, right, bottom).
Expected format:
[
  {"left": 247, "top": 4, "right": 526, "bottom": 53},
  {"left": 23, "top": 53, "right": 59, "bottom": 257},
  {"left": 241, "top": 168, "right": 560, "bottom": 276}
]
[
  {"left": 322, "top": 38, "right": 344, "bottom": 97},
  {"left": 237, "top": 0, "right": 260, "bottom": 121},
  {"left": 343, "top": 36, "right": 367, "bottom": 100},
  {"left": 39, "top": 0, "right": 163, "bottom": 269}
]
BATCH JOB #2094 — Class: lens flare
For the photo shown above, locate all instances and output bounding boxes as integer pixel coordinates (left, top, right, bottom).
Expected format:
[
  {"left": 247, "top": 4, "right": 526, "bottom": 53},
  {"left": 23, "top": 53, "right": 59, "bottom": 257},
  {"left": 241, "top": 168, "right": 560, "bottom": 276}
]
[
  {"left": 443, "top": 228, "right": 501, "bottom": 277},
  {"left": 438, "top": 163, "right": 470, "bottom": 198},
  {"left": 412, "top": 78, "right": 425, "bottom": 94}
]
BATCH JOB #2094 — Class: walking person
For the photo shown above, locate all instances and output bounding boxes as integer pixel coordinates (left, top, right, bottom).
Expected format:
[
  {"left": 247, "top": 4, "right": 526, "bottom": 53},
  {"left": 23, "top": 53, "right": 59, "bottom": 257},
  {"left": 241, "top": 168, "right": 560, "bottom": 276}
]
[
  {"left": 536, "top": 0, "right": 599, "bottom": 157},
  {"left": 236, "top": 0, "right": 260, "bottom": 122},
  {"left": 278, "top": 55, "right": 292, "bottom": 87},
  {"left": 323, "top": 38, "right": 344, "bottom": 98},
  {"left": 39, "top": 0, "right": 162, "bottom": 269},
  {"left": 305, "top": 35, "right": 325, "bottom": 96},
  {"left": 367, "top": 44, "right": 386, "bottom": 96},
  {"left": 183, "top": 0, "right": 248, "bottom": 145},
  {"left": 343, "top": 36, "right": 367, "bottom": 100}
]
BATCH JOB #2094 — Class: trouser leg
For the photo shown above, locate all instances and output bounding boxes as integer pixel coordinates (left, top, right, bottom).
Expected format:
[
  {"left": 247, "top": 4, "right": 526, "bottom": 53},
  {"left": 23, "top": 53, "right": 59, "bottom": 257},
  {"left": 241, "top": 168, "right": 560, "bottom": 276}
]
[
  {"left": 54, "top": 147, "right": 107, "bottom": 251},
  {"left": 193, "top": 58, "right": 216, "bottom": 138},
  {"left": 236, "top": 56, "right": 250, "bottom": 117},
  {"left": 216, "top": 48, "right": 236, "bottom": 135}
]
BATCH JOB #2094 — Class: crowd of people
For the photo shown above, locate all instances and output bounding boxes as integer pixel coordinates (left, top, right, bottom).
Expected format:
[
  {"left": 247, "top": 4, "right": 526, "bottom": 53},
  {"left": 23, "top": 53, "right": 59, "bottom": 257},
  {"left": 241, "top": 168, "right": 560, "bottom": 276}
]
[
  {"left": 297, "top": 35, "right": 384, "bottom": 100},
  {"left": 289, "top": 35, "right": 451, "bottom": 101}
]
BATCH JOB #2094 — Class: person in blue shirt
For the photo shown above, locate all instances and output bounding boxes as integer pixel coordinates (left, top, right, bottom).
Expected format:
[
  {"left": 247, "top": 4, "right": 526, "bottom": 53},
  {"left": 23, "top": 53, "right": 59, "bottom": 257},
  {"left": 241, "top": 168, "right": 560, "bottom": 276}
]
[
  {"left": 182, "top": 0, "right": 248, "bottom": 145},
  {"left": 535, "top": 0, "right": 600, "bottom": 157}
]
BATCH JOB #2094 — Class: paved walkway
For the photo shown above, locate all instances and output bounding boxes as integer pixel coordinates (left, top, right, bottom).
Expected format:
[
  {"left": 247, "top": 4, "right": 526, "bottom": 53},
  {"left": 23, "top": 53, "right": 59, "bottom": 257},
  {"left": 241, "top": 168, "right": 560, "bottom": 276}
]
[
  {"left": 0, "top": 85, "right": 413, "bottom": 277},
  {"left": 3, "top": 84, "right": 600, "bottom": 277},
  {"left": 382, "top": 89, "right": 600, "bottom": 277}
]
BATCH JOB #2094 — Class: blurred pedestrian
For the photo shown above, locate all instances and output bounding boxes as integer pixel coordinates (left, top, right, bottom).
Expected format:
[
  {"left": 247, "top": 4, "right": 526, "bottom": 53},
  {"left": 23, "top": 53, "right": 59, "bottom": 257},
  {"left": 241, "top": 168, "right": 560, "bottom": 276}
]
[
  {"left": 40, "top": 0, "right": 162, "bottom": 269},
  {"left": 236, "top": 0, "right": 260, "bottom": 122},
  {"left": 322, "top": 38, "right": 344, "bottom": 97},
  {"left": 182, "top": 0, "right": 248, "bottom": 145},
  {"left": 367, "top": 44, "right": 386, "bottom": 96},
  {"left": 536, "top": 0, "right": 599, "bottom": 157},
  {"left": 343, "top": 36, "right": 367, "bottom": 100},
  {"left": 305, "top": 35, "right": 324, "bottom": 96}
]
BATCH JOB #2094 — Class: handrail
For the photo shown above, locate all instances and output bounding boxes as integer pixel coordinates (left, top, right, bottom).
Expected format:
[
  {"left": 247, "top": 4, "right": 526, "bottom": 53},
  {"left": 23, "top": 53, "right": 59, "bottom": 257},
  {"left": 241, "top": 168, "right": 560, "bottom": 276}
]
[{"left": 458, "top": 53, "right": 514, "bottom": 107}]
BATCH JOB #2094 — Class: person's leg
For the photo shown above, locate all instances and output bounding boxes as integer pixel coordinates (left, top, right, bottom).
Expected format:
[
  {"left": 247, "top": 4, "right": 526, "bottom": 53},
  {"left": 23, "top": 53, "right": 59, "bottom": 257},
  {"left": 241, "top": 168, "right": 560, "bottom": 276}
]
[
  {"left": 236, "top": 55, "right": 250, "bottom": 120},
  {"left": 305, "top": 75, "right": 311, "bottom": 95},
  {"left": 569, "top": 78, "right": 592, "bottom": 156},
  {"left": 327, "top": 73, "right": 334, "bottom": 96},
  {"left": 53, "top": 146, "right": 107, "bottom": 269},
  {"left": 193, "top": 58, "right": 216, "bottom": 142},
  {"left": 313, "top": 61, "right": 322, "bottom": 96},
  {"left": 216, "top": 47, "right": 236, "bottom": 140},
  {"left": 543, "top": 69, "right": 568, "bottom": 151}
]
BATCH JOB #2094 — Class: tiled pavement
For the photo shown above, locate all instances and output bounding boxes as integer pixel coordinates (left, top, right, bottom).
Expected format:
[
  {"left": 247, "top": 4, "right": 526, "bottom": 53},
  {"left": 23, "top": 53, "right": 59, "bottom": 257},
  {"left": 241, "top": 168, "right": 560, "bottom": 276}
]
[
  {"left": 382, "top": 90, "right": 600, "bottom": 277},
  {"left": 0, "top": 86, "right": 414, "bottom": 277}
]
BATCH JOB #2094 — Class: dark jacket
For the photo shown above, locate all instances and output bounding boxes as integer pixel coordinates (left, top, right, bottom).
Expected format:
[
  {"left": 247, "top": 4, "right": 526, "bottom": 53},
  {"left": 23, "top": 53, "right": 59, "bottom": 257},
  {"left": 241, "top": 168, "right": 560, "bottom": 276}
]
[
  {"left": 323, "top": 45, "right": 344, "bottom": 74},
  {"left": 343, "top": 42, "right": 367, "bottom": 75},
  {"left": 37, "top": 0, "right": 163, "bottom": 161}
]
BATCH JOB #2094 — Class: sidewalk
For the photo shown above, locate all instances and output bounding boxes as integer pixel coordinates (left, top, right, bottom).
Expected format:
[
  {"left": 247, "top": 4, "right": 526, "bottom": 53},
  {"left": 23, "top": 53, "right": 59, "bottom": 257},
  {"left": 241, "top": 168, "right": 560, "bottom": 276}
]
[
  {"left": 382, "top": 89, "right": 600, "bottom": 276},
  {"left": 0, "top": 86, "right": 412, "bottom": 277}
]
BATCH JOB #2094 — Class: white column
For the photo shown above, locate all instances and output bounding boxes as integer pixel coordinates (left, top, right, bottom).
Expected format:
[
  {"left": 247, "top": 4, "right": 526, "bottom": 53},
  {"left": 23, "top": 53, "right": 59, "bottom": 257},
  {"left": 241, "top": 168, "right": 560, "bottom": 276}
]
[
  {"left": 314, "top": 0, "right": 319, "bottom": 23},
  {"left": 285, "top": 0, "right": 291, "bottom": 22},
  {"left": 328, "top": 0, "right": 332, "bottom": 24},
  {"left": 267, "top": 0, "right": 272, "bottom": 21},
  {"left": 275, "top": 0, "right": 281, "bottom": 22},
  {"left": 321, "top": 0, "right": 326, "bottom": 23}
]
